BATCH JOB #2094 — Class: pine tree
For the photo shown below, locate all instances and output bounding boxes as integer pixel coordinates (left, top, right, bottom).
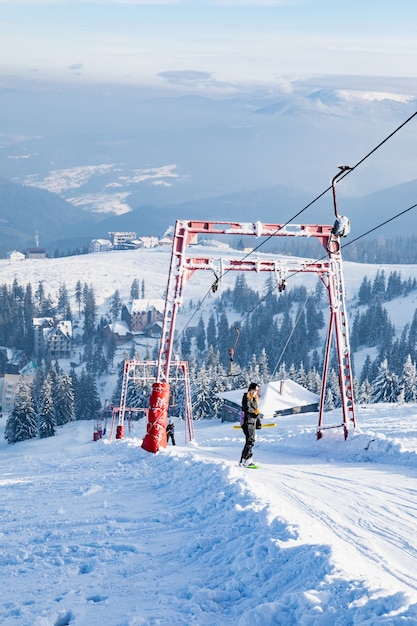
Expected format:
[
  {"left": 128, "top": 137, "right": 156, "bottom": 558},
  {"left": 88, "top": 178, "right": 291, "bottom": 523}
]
[
  {"left": 83, "top": 285, "right": 97, "bottom": 342},
  {"left": 399, "top": 354, "right": 417, "bottom": 402},
  {"left": 360, "top": 354, "right": 373, "bottom": 385},
  {"left": 75, "top": 369, "right": 101, "bottom": 420},
  {"left": 209, "top": 374, "right": 227, "bottom": 419},
  {"left": 258, "top": 348, "right": 269, "bottom": 381},
  {"left": 38, "top": 375, "right": 56, "bottom": 439},
  {"left": 110, "top": 289, "right": 122, "bottom": 321},
  {"left": 371, "top": 270, "right": 386, "bottom": 303},
  {"left": 180, "top": 329, "right": 192, "bottom": 359},
  {"left": 196, "top": 316, "right": 206, "bottom": 352},
  {"left": 217, "top": 310, "right": 230, "bottom": 367},
  {"left": 130, "top": 278, "right": 140, "bottom": 300},
  {"left": 249, "top": 354, "right": 260, "bottom": 383},
  {"left": 306, "top": 367, "right": 321, "bottom": 394},
  {"left": 296, "top": 362, "right": 307, "bottom": 388},
  {"left": 372, "top": 358, "right": 399, "bottom": 403},
  {"left": 23, "top": 283, "right": 35, "bottom": 355},
  {"left": 192, "top": 364, "right": 212, "bottom": 419},
  {"left": 358, "top": 276, "right": 372, "bottom": 305},
  {"left": 358, "top": 379, "right": 373, "bottom": 404},
  {"left": 328, "top": 368, "right": 341, "bottom": 407},
  {"left": 4, "top": 380, "right": 37, "bottom": 443},
  {"left": 75, "top": 280, "right": 82, "bottom": 317},
  {"left": 57, "top": 282, "right": 69, "bottom": 317},
  {"left": 206, "top": 313, "right": 217, "bottom": 350},
  {"left": 386, "top": 271, "right": 403, "bottom": 301},
  {"left": 324, "top": 387, "right": 335, "bottom": 411},
  {"left": 53, "top": 371, "right": 75, "bottom": 426}
]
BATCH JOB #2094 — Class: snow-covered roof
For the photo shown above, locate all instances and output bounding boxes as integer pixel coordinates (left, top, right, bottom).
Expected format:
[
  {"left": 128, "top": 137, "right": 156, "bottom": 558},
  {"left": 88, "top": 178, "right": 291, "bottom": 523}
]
[
  {"left": 7, "top": 250, "right": 25, "bottom": 260},
  {"left": 108, "top": 321, "right": 130, "bottom": 336},
  {"left": 91, "top": 238, "right": 112, "bottom": 245},
  {"left": 33, "top": 317, "right": 54, "bottom": 327},
  {"left": 158, "top": 236, "right": 173, "bottom": 245},
  {"left": 43, "top": 320, "right": 72, "bottom": 340},
  {"left": 219, "top": 379, "right": 319, "bottom": 416},
  {"left": 129, "top": 298, "right": 165, "bottom": 313}
]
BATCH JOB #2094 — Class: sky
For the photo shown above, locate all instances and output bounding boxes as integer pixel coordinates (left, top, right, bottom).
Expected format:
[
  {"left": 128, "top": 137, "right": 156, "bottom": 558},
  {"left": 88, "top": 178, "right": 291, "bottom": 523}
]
[{"left": 1, "top": 0, "right": 417, "bottom": 93}]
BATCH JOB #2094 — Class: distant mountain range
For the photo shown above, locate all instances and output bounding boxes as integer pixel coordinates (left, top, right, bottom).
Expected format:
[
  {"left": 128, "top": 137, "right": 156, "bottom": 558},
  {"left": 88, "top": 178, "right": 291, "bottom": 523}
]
[
  {"left": 1, "top": 176, "right": 416, "bottom": 259},
  {"left": 1, "top": 74, "right": 416, "bottom": 256}
]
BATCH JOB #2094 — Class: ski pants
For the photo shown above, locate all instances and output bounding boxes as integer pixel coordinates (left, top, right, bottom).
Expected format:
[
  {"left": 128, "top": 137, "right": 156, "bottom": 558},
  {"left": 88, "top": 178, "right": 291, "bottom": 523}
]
[{"left": 240, "top": 417, "right": 256, "bottom": 462}]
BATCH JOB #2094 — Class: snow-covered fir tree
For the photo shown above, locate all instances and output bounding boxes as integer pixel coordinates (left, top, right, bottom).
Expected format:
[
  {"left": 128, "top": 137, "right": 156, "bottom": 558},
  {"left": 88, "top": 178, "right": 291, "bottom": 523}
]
[
  {"left": 38, "top": 375, "right": 56, "bottom": 439},
  {"left": 4, "top": 380, "right": 37, "bottom": 443},
  {"left": 192, "top": 364, "right": 212, "bottom": 419},
  {"left": 358, "top": 378, "right": 373, "bottom": 404},
  {"left": 399, "top": 354, "right": 417, "bottom": 402},
  {"left": 258, "top": 348, "right": 269, "bottom": 381},
  {"left": 296, "top": 362, "right": 307, "bottom": 388},
  {"left": 328, "top": 368, "right": 341, "bottom": 407},
  {"left": 372, "top": 358, "right": 399, "bottom": 403},
  {"left": 74, "top": 369, "right": 101, "bottom": 420},
  {"left": 249, "top": 354, "right": 260, "bottom": 383},
  {"left": 324, "top": 387, "right": 335, "bottom": 411},
  {"left": 53, "top": 370, "right": 75, "bottom": 425},
  {"left": 306, "top": 367, "right": 321, "bottom": 394}
]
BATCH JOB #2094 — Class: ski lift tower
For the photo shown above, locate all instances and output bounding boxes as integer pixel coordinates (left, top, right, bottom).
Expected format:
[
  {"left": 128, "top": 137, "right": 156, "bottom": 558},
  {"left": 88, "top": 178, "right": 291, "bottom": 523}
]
[{"left": 142, "top": 196, "right": 356, "bottom": 453}]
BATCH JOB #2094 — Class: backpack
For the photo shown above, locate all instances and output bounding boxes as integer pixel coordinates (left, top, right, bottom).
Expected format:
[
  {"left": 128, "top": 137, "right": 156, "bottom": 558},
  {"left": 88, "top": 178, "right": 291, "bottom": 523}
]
[
  {"left": 241, "top": 393, "right": 248, "bottom": 413},
  {"left": 240, "top": 393, "right": 248, "bottom": 425}
]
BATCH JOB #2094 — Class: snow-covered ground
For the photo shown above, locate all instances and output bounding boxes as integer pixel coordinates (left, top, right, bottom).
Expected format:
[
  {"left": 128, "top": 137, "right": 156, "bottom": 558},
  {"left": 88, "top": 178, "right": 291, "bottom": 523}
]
[
  {"left": 2, "top": 246, "right": 417, "bottom": 624},
  {"left": 1, "top": 403, "right": 417, "bottom": 626}
]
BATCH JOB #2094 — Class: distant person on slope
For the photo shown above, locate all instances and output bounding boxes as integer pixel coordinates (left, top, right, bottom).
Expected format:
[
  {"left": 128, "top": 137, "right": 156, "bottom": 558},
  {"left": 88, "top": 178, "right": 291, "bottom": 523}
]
[
  {"left": 166, "top": 419, "right": 176, "bottom": 445},
  {"left": 239, "top": 382, "right": 260, "bottom": 467}
]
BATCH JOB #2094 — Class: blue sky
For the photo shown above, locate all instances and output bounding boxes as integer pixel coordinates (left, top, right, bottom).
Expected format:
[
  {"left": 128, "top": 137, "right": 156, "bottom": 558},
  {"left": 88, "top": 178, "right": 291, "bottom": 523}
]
[{"left": 1, "top": 0, "right": 417, "bottom": 93}]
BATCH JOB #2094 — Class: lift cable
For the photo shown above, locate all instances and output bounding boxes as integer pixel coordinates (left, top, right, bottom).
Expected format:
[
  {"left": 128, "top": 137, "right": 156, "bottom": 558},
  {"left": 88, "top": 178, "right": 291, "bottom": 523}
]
[
  {"left": 229, "top": 197, "right": 417, "bottom": 336},
  {"left": 284, "top": 199, "right": 417, "bottom": 286},
  {"left": 271, "top": 293, "right": 311, "bottom": 378},
  {"left": 172, "top": 111, "right": 417, "bottom": 347},
  {"left": 230, "top": 109, "right": 417, "bottom": 261},
  {"left": 340, "top": 201, "right": 417, "bottom": 251}
]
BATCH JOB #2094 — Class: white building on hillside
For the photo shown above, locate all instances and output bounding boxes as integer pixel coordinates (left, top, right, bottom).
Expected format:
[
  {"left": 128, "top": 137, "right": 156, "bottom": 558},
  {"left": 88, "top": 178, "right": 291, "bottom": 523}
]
[{"left": 7, "top": 250, "right": 26, "bottom": 262}]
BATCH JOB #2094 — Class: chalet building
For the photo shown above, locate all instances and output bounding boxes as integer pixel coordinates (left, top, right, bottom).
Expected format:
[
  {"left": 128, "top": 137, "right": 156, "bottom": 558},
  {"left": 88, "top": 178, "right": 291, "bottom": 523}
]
[
  {"left": 26, "top": 247, "right": 47, "bottom": 259},
  {"left": 33, "top": 318, "right": 54, "bottom": 356},
  {"left": 121, "top": 299, "right": 165, "bottom": 334},
  {"left": 33, "top": 318, "right": 72, "bottom": 359},
  {"left": 108, "top": 231, "right": 137, "bottom": 248},
  {"left": 89, "top": 238, "right": 112, "bottom": 253},
  {"left": 158, "top": 236, "right": 173, "bottom": 247},
  {"left": 103, "top": 321, "right": 132, "bottom": 345},
  {"left": 7, "top": 250, "right": 26, "bottom": 262},
  {"left": 46, "top": 321, "right": 72, "bottom": 359},
  {"left": 134, "top": 236, "right": 159, "bottom": 249}
]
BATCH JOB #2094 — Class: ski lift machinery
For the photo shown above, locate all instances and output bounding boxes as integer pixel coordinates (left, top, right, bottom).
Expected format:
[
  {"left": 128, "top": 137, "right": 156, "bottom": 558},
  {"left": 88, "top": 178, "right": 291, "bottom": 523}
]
[{"left": 137, "top": 170, "right": 356, "bottom": 452}]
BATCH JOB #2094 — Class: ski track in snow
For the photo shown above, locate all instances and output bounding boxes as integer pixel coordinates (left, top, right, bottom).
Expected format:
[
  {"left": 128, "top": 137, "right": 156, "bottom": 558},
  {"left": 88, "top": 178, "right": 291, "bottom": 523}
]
[{"left": 2, "top": 410, "right": 417, "bottom": 625}]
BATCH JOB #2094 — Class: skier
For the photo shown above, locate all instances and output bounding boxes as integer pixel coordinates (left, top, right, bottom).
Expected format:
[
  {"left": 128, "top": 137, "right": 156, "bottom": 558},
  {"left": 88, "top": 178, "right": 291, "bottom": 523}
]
[
  {"left": 239, "top": 382, "right": 260, "bottom": 467},
  {"left": 166, "top": 419, "right": 176, "bottom": 445}
]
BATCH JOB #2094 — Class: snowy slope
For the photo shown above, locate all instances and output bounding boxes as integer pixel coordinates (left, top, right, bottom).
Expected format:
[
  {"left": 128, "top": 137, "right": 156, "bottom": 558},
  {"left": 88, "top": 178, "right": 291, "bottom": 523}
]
[
  {"left": 1, "top": 404, "right": 417, "bottom": 625},
  {"left": 2, "top": 248, "right": 417, "bottom": 624}
]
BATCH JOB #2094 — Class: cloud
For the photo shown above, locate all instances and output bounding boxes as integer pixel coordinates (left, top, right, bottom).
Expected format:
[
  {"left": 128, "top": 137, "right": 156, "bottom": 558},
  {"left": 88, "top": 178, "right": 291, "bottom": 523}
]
[
  {"left": 67, "top": 64, "right": 84, "bottom": 72},
  {"left": 158, "top": 70, "right": 214, "bottom": 85}
]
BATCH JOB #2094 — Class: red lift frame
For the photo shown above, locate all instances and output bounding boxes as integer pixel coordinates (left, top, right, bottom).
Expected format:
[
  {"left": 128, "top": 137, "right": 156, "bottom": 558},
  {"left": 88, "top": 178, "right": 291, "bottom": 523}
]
[
  {"left": 112, "top": 359, "right": 194, "bottom": 444},
  {"left": 151, "top": 219, "right": 356, "bottom": 442}
]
